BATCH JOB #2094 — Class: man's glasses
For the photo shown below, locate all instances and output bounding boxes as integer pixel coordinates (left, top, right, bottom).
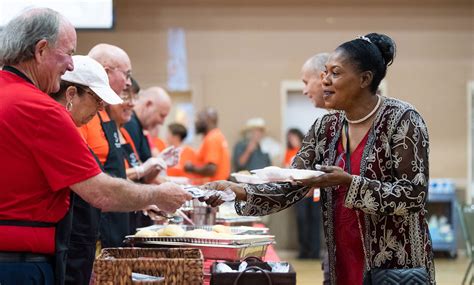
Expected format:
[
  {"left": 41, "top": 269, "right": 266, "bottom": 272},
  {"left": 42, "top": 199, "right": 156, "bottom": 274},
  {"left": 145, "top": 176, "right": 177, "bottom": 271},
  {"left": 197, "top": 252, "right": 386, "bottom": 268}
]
[
  {"left": 119, "top": 90, "right": 138, "bottom": 103},
  {"left": 108, "top": 66, "right": 132, "bottom": 80}
]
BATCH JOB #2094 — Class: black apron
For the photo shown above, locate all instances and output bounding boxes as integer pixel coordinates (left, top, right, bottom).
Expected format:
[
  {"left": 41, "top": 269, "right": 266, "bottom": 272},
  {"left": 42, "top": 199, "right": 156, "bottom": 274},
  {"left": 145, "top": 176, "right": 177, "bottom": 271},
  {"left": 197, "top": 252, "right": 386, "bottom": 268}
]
[
  {"left": 65, "top": 149, "right": 103, "bottom": 285},
  {"left": 97, "top": 113, "right": 131, "bottom": 248},
  {"left": 1, "top": 66, "right": 73, "bottom": 285},
  {"left": 120, "top": 143, "right": 153, "bottom": 231},
  {"left": 0, "top": 196, "right": 73, "bottom": 285}
]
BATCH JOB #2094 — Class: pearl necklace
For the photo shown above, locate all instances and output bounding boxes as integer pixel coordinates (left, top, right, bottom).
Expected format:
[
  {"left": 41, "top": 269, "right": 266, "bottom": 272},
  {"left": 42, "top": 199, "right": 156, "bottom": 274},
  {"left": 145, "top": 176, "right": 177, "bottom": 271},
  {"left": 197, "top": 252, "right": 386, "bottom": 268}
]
[{"left": 346, "top": 95, "right": 381, "bottom": 124}]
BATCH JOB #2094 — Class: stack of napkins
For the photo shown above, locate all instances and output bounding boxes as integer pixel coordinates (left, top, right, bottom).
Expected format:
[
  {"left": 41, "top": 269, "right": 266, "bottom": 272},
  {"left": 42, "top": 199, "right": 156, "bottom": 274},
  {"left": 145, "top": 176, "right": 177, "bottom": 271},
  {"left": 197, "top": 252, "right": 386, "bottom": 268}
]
[{"left": 185, "top": 186, "right": 236, "bottom": 202}]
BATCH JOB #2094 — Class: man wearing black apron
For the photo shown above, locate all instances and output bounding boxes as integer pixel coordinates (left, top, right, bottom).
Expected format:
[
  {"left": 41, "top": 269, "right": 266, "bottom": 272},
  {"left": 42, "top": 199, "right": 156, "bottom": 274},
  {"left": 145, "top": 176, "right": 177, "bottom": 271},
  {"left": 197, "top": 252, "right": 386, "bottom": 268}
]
[
  {"left": 66, "top": 111, "right": 131, "bottom": 284},
  {"left": 96, "top": 112, "right": 131, "bottom": 248},
  {"left": 120, "top": 140, "right": 148, "bottom": 234}
]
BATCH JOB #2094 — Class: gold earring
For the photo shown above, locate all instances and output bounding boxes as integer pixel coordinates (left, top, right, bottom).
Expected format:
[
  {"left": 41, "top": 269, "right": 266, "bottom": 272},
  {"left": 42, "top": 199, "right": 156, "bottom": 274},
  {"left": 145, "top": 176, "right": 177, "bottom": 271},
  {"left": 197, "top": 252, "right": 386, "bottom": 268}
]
[{"left": 66, "top": 101, "right": 73, "bottom": 111}]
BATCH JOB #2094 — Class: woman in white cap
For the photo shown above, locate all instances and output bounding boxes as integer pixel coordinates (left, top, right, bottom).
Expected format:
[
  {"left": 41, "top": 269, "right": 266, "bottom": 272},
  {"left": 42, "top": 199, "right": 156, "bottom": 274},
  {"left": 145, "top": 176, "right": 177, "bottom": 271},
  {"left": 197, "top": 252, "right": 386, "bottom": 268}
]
[
  {"left": 50, "top": 55, "right": 124, "bottom": 285},
  {"left": 51, "top": 55, "right": 123, "bottom": 127}
]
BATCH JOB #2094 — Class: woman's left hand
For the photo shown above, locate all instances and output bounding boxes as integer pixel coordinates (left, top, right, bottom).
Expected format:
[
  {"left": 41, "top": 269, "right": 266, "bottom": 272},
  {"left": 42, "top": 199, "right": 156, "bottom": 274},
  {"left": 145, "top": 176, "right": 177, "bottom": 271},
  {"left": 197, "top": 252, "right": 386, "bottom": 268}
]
[{"left": 293, "top": 165, "right": 353, "bottom": 188}]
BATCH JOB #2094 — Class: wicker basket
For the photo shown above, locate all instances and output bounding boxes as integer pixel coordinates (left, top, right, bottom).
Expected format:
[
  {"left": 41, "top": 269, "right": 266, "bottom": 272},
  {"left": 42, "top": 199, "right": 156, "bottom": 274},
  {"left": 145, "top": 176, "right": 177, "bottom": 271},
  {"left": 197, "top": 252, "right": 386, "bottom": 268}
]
[{"left": 92, "top": 247, "right": 203, "bottom": 285}]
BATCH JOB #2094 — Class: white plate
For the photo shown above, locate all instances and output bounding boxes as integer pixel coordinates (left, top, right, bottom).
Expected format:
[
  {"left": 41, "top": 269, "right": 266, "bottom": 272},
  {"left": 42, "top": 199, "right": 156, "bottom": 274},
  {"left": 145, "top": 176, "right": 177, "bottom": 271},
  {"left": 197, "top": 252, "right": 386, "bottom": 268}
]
[
  {"left": 251, "top": 166, "right": 289, "bottom": 181},
  {"left": 231, "top": 173, "right": 268, "bottom": 184},
  {"left": 283, "top": 169, "right": 324, "bottom": 180},
  {"left": 251, "top": 166, "right": 324, "bottom": 181}
]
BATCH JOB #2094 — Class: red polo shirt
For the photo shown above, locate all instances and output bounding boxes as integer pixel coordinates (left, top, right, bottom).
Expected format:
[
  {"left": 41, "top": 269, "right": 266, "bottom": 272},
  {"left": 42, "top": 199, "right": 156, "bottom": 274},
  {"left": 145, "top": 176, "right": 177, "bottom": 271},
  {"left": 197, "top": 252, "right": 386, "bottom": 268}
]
[{"left": 0, "top": 70, "right": 102, "bottom": 254}]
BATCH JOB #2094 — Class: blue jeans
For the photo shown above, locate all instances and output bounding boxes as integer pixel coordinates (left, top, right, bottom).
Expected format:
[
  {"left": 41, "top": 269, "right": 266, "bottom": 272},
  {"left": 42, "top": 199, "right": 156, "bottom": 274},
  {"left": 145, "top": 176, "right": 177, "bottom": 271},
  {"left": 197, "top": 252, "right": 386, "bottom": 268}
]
[{"left": 0, "top": 262, "right": 54, "bottom": 285}]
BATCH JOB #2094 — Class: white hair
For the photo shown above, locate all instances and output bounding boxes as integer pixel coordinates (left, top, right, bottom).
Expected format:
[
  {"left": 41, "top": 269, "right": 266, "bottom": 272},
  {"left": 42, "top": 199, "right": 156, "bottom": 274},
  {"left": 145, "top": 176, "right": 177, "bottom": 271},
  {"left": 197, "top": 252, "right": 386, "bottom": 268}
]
[
  {"left": 0, "top": 8, "right": 62, "bottom": 66},
  {"left": 302, "top": 52, "right": 330, "bottom": 74}
]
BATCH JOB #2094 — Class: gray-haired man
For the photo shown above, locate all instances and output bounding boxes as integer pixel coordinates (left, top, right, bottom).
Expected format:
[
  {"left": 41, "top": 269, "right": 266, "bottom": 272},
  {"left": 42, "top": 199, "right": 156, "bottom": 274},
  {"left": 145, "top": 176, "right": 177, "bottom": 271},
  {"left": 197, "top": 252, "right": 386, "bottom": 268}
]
[{"left": 0, "top": 8, "right": 191, "bottom": 285}]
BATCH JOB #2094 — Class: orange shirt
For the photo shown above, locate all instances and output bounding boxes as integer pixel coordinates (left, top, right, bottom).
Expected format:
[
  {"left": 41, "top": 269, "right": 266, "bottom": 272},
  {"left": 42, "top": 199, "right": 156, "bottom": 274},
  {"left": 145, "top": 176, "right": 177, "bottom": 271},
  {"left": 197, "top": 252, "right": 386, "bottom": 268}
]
[
  {"left": 284, "top": 147, "right": 299, "bottom": 167},
  {"left": 167, "top": 145, "right": 197, "bottom": 178},
  {"left": 152, "top": 137, "right": 167, "bottom": 152},
  {"left": 78, "top": 110, "right": 111, "bottom": 165},
  {"left": 196, "top": 128, "right": 231, "bottom": 181}
]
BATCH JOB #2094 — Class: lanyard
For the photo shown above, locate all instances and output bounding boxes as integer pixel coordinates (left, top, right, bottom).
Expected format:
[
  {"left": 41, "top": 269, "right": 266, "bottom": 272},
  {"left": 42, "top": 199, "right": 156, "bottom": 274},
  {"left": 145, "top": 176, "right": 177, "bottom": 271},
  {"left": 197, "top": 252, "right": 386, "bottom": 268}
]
[{"left": 344, "top": 120, "right": 352, "bottom": 175}]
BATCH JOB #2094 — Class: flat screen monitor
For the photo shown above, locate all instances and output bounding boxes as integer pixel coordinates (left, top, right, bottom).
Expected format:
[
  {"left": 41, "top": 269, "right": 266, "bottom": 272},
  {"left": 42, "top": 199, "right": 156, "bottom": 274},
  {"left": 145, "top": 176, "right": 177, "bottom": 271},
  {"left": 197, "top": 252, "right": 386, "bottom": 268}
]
[{"left": 0, "top": 0, "right": 114, "bottom": 29}]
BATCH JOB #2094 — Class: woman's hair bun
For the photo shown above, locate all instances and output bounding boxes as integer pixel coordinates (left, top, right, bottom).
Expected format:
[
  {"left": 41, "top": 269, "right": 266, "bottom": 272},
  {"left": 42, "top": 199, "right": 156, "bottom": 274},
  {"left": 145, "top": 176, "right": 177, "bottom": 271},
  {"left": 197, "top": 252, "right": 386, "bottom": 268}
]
[{"left": 365, "top": 33, "right": 396, "bottom": 66}]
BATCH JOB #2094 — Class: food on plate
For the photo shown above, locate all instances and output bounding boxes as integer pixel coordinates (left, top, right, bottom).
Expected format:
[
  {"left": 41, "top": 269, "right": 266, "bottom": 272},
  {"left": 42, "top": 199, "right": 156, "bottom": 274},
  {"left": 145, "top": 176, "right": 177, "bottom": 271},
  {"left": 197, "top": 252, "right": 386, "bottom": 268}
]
[
  {"left": 214, "top": 232, "right": 234, "bottom": 239},
  {"left": 134, "top": 229, "right": 159, "bottom": 237},
  {"left": 161, "top": 225, "right": 186, "bottom": 237},
  {"left": 212, "top": 224, "right": 232, "bottom": 234},
  {"left": 156, "top": 228, "right": 165, "bottom": 236},
  {"left": 184, "top": 229, "right": 216, "bottom": 238},
  {"left": 184, "top": 228, "right": 236, "bottom": 239}
]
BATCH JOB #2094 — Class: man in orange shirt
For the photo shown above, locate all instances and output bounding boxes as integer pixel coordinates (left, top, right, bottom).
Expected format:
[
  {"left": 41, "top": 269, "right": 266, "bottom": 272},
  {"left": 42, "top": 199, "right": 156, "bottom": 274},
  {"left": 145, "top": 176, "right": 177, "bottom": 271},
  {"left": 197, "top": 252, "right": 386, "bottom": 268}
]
[
  {"left": 166, "top": 123, "right": 197, "bottom": 178},
  {"left": 184, "top": 108, "right": 230, "bottom": 182}
]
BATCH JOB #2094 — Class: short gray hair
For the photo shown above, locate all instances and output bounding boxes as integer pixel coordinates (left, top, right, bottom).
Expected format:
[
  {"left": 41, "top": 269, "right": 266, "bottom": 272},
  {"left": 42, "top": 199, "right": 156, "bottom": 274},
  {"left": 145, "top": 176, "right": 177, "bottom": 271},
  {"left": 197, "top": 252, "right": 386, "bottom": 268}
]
[
  {"left": 0, "top": 8, "right": 62, "bottom": 66},
  {"left": 302, "top": 52, "right": 330, "bottom": 74}
]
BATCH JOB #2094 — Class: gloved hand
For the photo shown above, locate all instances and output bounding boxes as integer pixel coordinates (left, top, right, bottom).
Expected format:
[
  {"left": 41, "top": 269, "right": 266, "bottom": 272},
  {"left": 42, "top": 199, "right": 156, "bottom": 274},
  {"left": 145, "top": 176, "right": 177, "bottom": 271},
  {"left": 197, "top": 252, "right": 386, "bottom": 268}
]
[
  {"left": 136, "top": 157, "right": 167, "bottom": 178},
  {"left": 158, "top": 146, "right": 181, "bottom": 167}
]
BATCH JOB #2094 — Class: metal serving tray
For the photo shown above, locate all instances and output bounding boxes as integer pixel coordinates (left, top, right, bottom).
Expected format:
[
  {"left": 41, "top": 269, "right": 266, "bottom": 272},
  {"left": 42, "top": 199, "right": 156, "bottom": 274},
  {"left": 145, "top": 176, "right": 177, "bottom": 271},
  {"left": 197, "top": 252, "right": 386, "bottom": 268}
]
[
  {"left": 124, "top": 234, "right": 274, "bottom": 246},
  {"left": 125, "top": 240, "right": 274, "bottom": 261},
  {"left": 136, "top": 225, "right": 269, "bottom": 235},
  {"left": 215, "top": 216, "right": 262, "bottom": 224}
]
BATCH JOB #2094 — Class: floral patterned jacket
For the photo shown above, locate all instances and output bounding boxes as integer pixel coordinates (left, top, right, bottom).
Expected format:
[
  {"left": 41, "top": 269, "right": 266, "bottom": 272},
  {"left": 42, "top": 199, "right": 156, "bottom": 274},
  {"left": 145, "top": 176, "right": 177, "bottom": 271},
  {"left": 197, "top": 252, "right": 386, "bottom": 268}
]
[{"left": 235, "top": 97, "right": 435, "bottom": 284}]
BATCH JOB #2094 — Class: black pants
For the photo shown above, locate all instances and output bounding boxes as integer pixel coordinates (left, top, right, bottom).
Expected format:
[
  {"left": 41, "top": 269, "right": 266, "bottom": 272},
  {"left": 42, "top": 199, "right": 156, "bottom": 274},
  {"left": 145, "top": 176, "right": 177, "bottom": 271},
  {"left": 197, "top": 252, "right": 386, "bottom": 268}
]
[
  {"left": 0, "top": 262, "right": 54, "bottom": 285},
  {"left": 296, "top": 197, "right": 321, "bottom": 258},
  {"left": 65, "top": 239, "right": 96, "bottom": 285}
]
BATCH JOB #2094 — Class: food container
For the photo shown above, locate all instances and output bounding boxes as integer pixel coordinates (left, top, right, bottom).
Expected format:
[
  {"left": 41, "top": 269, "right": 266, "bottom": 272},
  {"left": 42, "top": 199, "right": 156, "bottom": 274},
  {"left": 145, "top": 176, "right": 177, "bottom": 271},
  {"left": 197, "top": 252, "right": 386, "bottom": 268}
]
[
  {"left": 210, "top": 257, "right": 296, "bottom": 285},
  {"left": 125, "top": 230, "right": 275, "bottom": 261},
  {"left": 136, "top": 225, "right": 269, "bottom": 235},
  {"left": 92, "top": 247, "right": 203, "bottom": 285},
  {"left": 183, "top": 200, "right": 217, "bottom": 225},
  {"left": 126, "top": 240, "right": 274, "bottom": 261}
]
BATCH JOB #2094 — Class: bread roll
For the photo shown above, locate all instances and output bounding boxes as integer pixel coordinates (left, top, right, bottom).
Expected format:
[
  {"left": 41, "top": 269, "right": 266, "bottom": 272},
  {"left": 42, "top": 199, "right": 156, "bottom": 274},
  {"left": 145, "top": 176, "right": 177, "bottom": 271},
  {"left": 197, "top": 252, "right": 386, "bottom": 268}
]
[
  {"left": 212, "top": 225, "right": 232, "bottom": 234},
  {"left": 161, "top": 225, "right": 185, "bottom": 237},
  {"left": 135, "top": 229, "right": 159, "bottom": 237}
]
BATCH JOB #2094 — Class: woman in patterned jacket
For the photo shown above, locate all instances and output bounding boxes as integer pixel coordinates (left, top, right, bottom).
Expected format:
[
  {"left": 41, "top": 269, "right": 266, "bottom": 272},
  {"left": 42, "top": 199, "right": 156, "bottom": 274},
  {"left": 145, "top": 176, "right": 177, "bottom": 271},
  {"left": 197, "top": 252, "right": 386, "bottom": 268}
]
[{"left": 203, "top": 33, "right": 435, "bottom": 285}]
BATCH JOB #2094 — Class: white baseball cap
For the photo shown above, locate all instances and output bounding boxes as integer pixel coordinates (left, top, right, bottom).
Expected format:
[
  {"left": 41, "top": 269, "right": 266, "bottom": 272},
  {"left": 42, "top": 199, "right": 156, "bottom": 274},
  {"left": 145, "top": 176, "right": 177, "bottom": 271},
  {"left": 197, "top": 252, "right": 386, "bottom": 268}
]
[
  {"left": 61, "top": 55, "right": 123, "bottom": 105},
  {"left": 244, "top": 117, "right": 266, "bottom": 130}
]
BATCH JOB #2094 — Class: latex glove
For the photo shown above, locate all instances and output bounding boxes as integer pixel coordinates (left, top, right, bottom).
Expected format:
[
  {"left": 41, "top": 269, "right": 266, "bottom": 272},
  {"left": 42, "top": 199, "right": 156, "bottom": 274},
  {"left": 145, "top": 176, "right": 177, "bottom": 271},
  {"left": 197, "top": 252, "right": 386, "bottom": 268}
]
[
  {"left": 158, "top": 146, "right": 181, "bottom": 167},
  {"left": 139, "top": 157, "right": 167, "bottom": 177}
]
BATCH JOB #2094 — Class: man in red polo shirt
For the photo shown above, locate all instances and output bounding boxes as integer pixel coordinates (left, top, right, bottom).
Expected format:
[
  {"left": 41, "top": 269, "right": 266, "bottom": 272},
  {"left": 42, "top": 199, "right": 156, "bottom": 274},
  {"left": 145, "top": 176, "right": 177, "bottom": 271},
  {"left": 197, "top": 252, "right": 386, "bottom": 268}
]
[{"left": 0, "top": 8, "right": 191, "bottom": 285}]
